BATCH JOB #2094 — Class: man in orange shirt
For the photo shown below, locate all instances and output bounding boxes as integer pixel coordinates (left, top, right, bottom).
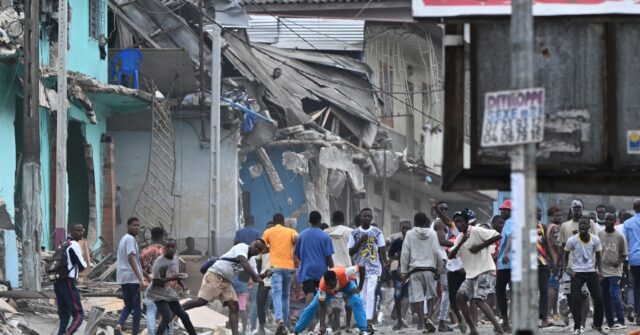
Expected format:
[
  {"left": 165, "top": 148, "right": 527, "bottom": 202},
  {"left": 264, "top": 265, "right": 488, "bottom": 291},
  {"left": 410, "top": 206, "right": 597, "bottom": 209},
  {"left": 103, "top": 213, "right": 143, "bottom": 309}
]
[
  {"left": 294, "top": 266, "right": 368, "bottom": 335},
  {"left": 262, "top": 213, "right": 299, "bottom": 334}
]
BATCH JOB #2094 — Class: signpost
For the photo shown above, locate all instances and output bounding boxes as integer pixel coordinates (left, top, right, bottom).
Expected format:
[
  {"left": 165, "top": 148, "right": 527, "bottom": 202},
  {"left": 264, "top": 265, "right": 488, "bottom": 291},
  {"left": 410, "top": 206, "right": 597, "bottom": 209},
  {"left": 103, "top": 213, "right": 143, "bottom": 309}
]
[{"left": 476, "top": 2, "right": 543, "bottom": 333}]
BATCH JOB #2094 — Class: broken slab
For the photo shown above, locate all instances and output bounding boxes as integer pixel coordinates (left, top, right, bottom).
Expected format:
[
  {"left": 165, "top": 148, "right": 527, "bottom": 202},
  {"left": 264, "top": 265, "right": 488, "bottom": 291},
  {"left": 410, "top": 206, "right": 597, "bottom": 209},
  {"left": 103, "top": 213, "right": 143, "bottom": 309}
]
[
  {"left": 282, "top": 151, "right": 308, "bottom": 175},
  {"left": 256, "top": 148, "right": 284, "bottom": 192}
]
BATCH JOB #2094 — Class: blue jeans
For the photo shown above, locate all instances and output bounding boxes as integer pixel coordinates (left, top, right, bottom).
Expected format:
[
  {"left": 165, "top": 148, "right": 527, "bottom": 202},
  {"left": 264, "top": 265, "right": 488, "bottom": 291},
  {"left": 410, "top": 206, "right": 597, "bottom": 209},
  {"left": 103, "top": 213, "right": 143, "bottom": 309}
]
[
  {"left": 294, "top": 281, "right": 367, "bottom": 333},
  {"left": 249, "top": 285, "right": 259, "bottom": 330},
  {"left": 118, "top": 283, "right": 141, "bottom": 334},
  {"left": 145, "top": 297, "right": 173, "bottom": 335},
  {"left": 271, "top": 269, "right": 294, "bottom": 327},
  {"left": 601, "top": 276, "right": 625, "bottom": 327}
]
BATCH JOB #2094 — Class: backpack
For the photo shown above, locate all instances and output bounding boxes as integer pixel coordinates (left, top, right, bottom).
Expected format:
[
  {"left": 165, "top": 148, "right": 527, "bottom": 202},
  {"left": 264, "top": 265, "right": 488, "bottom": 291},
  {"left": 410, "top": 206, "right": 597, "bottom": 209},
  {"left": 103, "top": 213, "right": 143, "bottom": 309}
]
[{"left": 47, "top": 241, "right": 72, "bottom": 282}]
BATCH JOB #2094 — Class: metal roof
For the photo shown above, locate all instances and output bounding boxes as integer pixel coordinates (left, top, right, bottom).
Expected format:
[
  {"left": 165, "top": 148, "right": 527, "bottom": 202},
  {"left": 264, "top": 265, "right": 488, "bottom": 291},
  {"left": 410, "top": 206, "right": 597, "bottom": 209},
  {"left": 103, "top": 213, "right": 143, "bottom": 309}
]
[{"left": 247, "top": 15, "right": 364, "bottom": 51}]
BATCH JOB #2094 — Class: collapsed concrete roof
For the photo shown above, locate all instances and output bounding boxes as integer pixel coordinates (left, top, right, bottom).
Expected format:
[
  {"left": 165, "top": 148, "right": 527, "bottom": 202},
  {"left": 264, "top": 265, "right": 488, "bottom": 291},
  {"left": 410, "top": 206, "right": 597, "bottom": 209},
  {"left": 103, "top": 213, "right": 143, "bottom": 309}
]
[{"left": 223, "top": 31, "right": 381, "bottom": 146}]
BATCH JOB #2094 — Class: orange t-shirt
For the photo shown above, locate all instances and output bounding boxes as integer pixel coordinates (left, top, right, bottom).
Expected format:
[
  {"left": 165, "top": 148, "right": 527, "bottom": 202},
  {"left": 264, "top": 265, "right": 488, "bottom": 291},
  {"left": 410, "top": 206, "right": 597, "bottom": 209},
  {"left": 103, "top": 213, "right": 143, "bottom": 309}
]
[
  {"left": 262, "top": 224, "right": 298, "bottom": 269},
  {"left": 318, "top": 266, "right": 359, "bottom": 301}
]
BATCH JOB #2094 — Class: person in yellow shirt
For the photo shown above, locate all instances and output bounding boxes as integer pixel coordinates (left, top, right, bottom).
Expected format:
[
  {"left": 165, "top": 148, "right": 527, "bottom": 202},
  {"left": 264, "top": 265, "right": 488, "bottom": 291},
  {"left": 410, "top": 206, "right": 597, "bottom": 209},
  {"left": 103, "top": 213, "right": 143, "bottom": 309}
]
[{"left": 262, "top": 213, "right": 298, "bottom": 334}]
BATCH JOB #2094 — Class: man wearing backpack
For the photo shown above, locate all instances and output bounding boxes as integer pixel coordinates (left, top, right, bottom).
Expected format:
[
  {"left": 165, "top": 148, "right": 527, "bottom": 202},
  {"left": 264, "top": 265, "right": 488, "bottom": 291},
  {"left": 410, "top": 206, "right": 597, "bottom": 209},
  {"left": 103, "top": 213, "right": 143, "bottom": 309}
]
[{"left": 54, "top": 223, "right": 87, "bottom": 335}]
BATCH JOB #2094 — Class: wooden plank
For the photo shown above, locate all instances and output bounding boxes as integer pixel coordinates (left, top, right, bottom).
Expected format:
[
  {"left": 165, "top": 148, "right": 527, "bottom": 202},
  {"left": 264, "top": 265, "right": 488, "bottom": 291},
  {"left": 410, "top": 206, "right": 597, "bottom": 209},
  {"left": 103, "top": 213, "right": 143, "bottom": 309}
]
[
  {"left": 84, "top": 306, "right": 106, "bottom": 335},
  {"left": 0, "top": 290, "right": 54, "bottom": 299},
  {"left": 98, "top": 262, "right": 117, "bottom": 282}
]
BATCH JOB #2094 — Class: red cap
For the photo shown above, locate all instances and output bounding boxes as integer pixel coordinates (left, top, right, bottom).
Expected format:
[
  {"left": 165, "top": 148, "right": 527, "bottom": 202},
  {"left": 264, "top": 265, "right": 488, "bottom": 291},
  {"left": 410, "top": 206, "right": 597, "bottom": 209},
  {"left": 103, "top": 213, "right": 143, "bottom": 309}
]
[{"left": 499, "top": 199, "right": 512, "bottom": 210}]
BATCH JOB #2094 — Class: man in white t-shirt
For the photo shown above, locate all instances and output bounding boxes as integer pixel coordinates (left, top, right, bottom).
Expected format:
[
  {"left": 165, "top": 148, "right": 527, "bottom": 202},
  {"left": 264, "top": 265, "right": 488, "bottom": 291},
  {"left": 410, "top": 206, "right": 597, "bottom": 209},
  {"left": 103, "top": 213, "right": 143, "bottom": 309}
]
[
  {"left": 182, "top": 240, "right": 265, "bottom": 335},
  {"left": 564, "top": 216, "right": 607, "bottom": 334},
  {"left": 347, "top": 208, "right": 388, "bottom": 326},
  {"left": 448, "top": 210, "right": 504, "bottom": 335}
]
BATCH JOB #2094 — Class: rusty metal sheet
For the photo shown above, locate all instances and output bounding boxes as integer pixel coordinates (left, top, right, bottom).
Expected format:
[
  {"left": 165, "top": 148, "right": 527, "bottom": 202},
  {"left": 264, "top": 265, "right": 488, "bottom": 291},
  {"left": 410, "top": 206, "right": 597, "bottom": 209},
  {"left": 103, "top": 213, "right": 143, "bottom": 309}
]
[
  {"left": 474, "top": 21, "right": 606, "bottom": 167},
  {"left": 614, "top": 22, "right": 640, "bottom": 171}
]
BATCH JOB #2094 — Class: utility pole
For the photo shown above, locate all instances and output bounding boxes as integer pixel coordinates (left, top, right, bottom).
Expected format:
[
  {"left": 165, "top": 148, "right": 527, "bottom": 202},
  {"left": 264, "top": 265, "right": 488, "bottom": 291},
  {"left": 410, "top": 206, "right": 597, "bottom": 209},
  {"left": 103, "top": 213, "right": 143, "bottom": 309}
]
[
  {"left": 509, "top": 0, "right": 539, "bottom": 332},
  {"left": 55, "top": 0, "right": 69, "bottom": 248},
  {"left": 380, "top": 143, "right": 387, "bottom": 231},
  {"left": 21, "top": 0, "right": 42, "bottom": 291},
  {"left": 208, "top": 24, "right": 222, "bottom": 256}
]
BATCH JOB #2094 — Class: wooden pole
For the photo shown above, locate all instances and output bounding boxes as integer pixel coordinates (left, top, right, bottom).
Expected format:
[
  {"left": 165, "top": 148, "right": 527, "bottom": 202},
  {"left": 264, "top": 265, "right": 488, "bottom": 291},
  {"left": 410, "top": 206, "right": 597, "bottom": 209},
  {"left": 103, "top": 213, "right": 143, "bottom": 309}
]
[{"left": 21, "top": 0, "right": 43, "bottom": 291}]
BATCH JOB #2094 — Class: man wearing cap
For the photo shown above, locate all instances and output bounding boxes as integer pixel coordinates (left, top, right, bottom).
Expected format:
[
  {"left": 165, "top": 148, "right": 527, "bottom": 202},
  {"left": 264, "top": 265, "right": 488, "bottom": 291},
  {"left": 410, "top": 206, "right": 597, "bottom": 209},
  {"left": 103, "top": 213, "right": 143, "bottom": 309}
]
[
  {"left": 495, "top": 199, "right": 513, "bottom": 332},
  {"left": 559, "top": 200, "right": 599, "bottom": 330}
]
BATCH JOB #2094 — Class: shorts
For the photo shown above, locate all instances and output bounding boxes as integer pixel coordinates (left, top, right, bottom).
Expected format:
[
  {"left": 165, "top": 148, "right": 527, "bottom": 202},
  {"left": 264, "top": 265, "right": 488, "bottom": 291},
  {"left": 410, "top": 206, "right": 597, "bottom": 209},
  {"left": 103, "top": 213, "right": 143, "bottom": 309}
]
[
  {"left": 549, "top": 272, "right": 560, "bottom": 290},
  {"left": 459, "top": 271, "right": 496, "bottom": 301},
  {"left": 198, "top": 272, "right": 237, "bottom": 303},
  {"left": 238, "top": 292, "right": 248, "bottom": 310},
  {"left": 302, "top": 279, "right": 320, "bottom": 295},
  {"left": 408, "top": 270, "right": 437, "bottom": 303},
  {"left": 392, "top": 272, "right": 409, "bottom": 301}
]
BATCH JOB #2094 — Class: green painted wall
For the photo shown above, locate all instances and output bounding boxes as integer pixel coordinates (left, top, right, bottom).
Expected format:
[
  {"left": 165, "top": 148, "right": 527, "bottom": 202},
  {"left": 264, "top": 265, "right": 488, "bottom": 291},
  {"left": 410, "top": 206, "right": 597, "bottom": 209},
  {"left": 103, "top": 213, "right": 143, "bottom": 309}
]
[
  {"left": 68, "top": 0, "right": 108, "bottom": 83},
  {"left": 0, "top": 64, "right": 17, "bottom": 221}
]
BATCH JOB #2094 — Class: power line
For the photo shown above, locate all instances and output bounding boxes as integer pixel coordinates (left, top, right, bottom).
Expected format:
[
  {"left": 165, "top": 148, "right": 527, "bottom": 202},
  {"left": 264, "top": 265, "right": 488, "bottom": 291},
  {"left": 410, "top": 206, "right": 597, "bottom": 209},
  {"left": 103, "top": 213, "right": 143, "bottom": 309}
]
[
  {"left": 188, "top": 5, "right": 444, "bottom": 124},
  {"left": 255, "top": 5, "right": 444, "bottom": 124}
]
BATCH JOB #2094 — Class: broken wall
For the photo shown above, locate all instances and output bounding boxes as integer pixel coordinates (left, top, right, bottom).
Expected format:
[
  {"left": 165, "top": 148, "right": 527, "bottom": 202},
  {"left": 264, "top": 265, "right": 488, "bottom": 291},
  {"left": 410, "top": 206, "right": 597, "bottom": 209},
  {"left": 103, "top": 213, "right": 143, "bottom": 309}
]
[
  {"left": 240, "top": 147, "right": 309, "bottom": 232},
  {"left": 111, "top": 113, "right": 238, "bottom": 255}
]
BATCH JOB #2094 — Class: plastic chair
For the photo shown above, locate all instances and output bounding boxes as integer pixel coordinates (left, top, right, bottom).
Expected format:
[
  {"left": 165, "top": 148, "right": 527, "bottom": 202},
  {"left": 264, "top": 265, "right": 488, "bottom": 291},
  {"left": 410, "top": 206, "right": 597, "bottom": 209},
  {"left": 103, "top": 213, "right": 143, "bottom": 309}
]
[{"left": 109, "top": 48, "right": 143, "bottom": 89}]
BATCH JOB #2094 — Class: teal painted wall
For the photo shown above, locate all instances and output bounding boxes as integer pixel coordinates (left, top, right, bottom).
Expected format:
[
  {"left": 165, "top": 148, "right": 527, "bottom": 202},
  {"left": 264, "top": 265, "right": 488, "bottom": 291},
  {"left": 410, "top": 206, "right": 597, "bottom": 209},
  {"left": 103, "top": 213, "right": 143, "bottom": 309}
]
[
  {"left": 39, "top": 109, "right": 51, "bottom": 250},
  {"left": 68, "top": 0, "right": 108, "bottom": 83},
  {"left": 0, "top": 64, "right": 17, "bottom": 221}
]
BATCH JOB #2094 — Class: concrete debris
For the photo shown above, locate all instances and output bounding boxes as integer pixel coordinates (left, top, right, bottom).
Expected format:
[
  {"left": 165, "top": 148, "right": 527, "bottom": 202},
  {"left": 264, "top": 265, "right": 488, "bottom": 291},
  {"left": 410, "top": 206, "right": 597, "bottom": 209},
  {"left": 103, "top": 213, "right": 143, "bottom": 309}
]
[
  {"left": 294, "top": 130, "right": 324, "bottom": 141},
  {"left": 278, "top": 125, "right": 305, "bottom": 136},
  {"left": 249, "top": 164, "right": 263, "bottom": 178},
  {"left": 318, "top": 146, "right": 365, "bottom": 192},
  {"left": 256, "top": 148, "right": 284, "bottom": 192},
  {"left": 282, "top": 151, "right": 308, "bottom": 175},
  {"left": 0, "top": 7, "right": 23, "bottom": 57},
  {"left": 68, "top": 78, "right": 97, "bottom": 124},
  {"left": 327, "top": 169, "right": 347, "bottom": 197},
  {"left": 369, "top": 149, "right": 401, "bottom": 179}
]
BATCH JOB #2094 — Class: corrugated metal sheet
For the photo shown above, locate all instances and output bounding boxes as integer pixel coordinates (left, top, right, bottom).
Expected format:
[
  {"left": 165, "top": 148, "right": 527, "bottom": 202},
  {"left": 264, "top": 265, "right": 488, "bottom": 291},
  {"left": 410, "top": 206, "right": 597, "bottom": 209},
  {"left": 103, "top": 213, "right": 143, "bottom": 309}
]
[{"left": 248, "top": 15, "right": 364, "bottom": 51}]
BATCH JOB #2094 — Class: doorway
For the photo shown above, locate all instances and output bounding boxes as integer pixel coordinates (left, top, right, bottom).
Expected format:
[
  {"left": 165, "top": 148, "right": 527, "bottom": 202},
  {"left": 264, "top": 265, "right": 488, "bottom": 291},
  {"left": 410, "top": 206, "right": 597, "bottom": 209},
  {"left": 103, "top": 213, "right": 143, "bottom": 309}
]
[{"left": 67, "top": 122, "right": 89, "bottom": 229}]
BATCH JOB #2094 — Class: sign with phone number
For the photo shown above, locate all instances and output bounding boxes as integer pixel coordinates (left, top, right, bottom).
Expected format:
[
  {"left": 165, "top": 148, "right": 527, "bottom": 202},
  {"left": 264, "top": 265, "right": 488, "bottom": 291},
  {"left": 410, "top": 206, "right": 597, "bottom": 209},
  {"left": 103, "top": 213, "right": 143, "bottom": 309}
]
[{"left": 481, "top": 88, "right": 545, "bottom": 148}]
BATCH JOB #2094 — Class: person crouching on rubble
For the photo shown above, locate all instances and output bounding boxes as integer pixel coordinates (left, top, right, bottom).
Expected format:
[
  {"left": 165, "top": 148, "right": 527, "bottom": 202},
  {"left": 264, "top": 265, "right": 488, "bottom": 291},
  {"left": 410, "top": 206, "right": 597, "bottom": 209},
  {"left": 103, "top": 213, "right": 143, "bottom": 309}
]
[
  {"left": 293, "top": 265, "right": 370, "bottom": 335},
  {"left": 55, "top": 223, "right": 88, "bottom": 335},
  {"left": 146, "top": 239, "right": 198, "bottom": 335}
]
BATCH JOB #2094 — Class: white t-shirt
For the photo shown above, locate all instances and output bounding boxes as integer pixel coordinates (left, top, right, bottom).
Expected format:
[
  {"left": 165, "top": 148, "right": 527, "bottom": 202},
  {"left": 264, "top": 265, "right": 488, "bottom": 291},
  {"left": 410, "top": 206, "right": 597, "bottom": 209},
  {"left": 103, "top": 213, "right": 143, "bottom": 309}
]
[
  {"left": 209, "top": 243, "right": 253, "bottom": 281},
  {"left": 453, "top": 226, "right": 500, "bottom": 279},
  {"left": 347, "top": 226, "right": 386, "bottom": 276},
  {"left": 117, "top": 234, "right": 143, "bottom": 284},
  {"left": 565, "top": 234, "right": 603, "bottom": 273}
]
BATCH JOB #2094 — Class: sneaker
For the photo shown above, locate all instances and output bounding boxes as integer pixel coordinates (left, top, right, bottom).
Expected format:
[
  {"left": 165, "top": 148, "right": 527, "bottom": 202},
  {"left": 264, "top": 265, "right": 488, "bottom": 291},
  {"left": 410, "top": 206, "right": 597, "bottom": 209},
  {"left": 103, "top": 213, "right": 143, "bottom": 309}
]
[
  {"left": 572, "top": 329, "right": 582, "bottom": 334},
  {"left": 611, "top": 324, "right": 627, "bottom": 330},
  {"left": 276, "top": 321, "right": 288, "bottom": 335},
  {"left": 438, "top": 322, "right": 454, "bottom": 332},
  {"left": 424, "top": 319, "right": 436, "bottom": 333},
  {"left": 593, "top": 326, "right": 609, "bottom": 334},
  {"left": 580, "top": 326, "right": 586, "bottom": 332},
  {"left": 392, "top": 324, "right": 402, "bottom": 331},
  {"left": 459, "top": 319, "right": 468, "bottom": 334}
]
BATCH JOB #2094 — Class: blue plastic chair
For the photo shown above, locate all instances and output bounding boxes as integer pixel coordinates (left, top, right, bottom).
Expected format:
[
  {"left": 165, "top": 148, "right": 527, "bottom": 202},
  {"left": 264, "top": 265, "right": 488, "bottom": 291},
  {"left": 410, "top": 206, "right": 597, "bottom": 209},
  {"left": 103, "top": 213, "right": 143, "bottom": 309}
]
[{"left": 109, "top": 48, "right": 143, "bottom": 89}]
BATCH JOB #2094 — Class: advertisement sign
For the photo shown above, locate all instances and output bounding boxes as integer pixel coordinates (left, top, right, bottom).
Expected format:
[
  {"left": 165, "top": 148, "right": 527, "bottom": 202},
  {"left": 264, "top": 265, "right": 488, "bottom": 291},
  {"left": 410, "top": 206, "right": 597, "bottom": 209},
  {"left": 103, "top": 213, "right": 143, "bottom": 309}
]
[
  {"left": 481, "top": 88, "right": 545, "bottom": 148},
  {"left": 413, "top": 0, "right": 640, "bottom": 17}
]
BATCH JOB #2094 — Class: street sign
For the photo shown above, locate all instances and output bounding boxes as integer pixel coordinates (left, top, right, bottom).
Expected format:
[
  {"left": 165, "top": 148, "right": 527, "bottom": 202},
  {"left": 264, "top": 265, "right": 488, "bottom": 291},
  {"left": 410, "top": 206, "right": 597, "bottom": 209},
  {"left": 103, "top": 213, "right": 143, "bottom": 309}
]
[
  {"left": 412, "top": 0, "right": 640, "bottom": 18},
  {"left": 481, "top": 88, "right": 545, "bottom": 148}
]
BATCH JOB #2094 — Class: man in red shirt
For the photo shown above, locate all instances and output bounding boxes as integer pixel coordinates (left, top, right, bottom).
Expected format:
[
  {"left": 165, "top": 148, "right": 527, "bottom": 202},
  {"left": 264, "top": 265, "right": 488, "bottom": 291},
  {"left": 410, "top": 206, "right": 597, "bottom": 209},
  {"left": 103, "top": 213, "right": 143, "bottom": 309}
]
[{"left": 293, "top": 266, "right": 368, "bottom": 335}]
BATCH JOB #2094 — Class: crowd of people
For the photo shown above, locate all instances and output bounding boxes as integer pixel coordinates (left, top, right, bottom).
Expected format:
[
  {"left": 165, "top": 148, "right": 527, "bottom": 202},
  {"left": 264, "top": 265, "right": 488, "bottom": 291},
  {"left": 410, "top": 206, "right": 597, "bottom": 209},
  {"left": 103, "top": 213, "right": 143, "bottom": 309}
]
[{"left": 51, "top": 198, "right": 640, "bottom": 335}]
